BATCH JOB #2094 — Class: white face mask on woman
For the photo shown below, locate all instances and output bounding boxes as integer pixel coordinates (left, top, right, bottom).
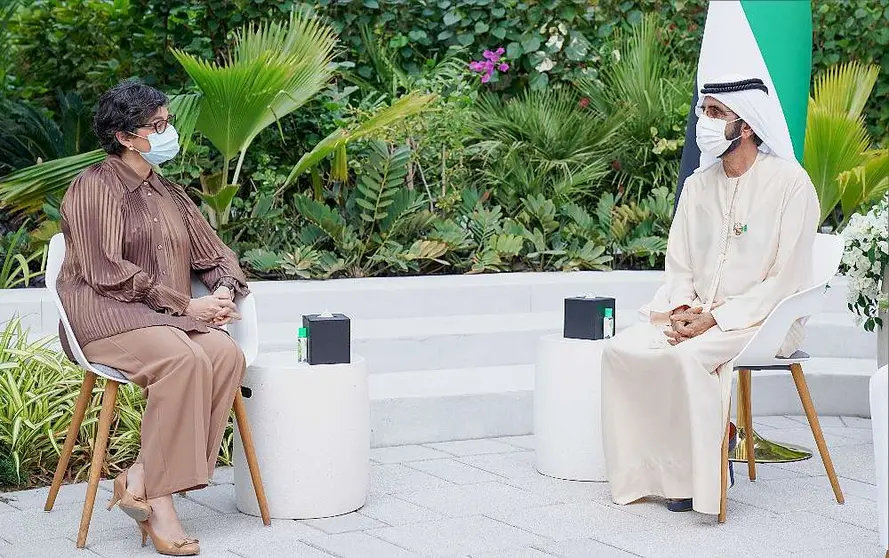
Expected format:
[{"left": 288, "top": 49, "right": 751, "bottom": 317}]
[
  {"left": 695, "top": 115, "right": 741, "bottom": 159},
  {"left": 130, "top": 125, "right": 180, "bottom": 166}
]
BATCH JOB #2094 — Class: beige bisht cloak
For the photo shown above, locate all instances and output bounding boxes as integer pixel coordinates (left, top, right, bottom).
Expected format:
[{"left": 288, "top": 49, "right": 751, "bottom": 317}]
[{"left": 601, "top": 152, "right": 820, "bottom": 514}]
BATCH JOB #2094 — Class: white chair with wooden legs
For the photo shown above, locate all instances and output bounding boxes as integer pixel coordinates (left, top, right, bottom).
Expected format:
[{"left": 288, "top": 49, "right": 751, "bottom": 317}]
[
  {"left": 41, "top": 233, "right": 271, "bottom": 548},
  {"left": 718, "top": 233, "right": 846, "bottom": 523}
]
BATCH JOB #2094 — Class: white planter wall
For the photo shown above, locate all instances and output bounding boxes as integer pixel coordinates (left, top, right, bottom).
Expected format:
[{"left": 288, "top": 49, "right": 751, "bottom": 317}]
[{"left": 0, "top": 271, "right": 878, "bottom": 445}]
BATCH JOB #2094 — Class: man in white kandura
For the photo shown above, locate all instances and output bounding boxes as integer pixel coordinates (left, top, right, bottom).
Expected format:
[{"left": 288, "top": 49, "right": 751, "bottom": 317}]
[{"left": 601, "top": 76, "right": 820, "bottom": 515}]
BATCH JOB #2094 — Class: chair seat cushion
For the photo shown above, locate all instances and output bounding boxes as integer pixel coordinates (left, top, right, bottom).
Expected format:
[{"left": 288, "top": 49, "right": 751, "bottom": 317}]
[
  {"left": 741, "top": 350, "right": 810, "bottom": 370},
  {"left": 90, "top": 363, "right": 130, "bottom": 383}
]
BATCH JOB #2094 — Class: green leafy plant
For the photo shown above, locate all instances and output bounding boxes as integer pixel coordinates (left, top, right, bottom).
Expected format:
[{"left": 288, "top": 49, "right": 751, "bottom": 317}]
[
  {"left": 0, "top": 316, "right": 239, "bottom": 489},
  {"left": 0, "top": 317, "right": 85, "bottom": 486},
  {"left": 576, "top": 13, "right": 692, "bottom": 201},
  {"left": 0, "top": 0, "right": 18, "bottom": 93},
  {"left": 0, "top": 223, "right": 47, "bottom": 289},
  {"left": 812, "top": 0, "right": 889, "bottom": 146},
  {"left": 171, "top": 10, "right": 336, "bottom": 227},
  {"left": 289, "top": 141, "right": 448, "bottom": 278},
  {"left": 1, "top": 11, "right": 432, "bottom": 235},
  {"left": 0, "top": 93, "right": 200, "bottom": 215},
  {"left": 469, "top": 88, "right": 618, "bottom": 216},
  {"left": 804, "top": 62, "right": 889, "bottom": 228},
  {"left": 279, "top": 91, "right": 435, "bottom": 195}
]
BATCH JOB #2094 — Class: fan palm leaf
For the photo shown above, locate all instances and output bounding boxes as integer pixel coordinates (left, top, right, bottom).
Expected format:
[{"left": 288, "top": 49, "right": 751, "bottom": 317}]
[
  {"left": 803, "top": 62, "right": 882, "bottom": 225},
  {"left": 804, "top": 107, "right": 869, "bottom": 224},
  {"left": 472, "top": 89, "right": 619, "bottom": 165},
  {"left": 838, "top": 149, "right": 889, "bottom": 221},
  {"left": 172, "top": 11, "right": 336, "bottom": 186},
  {"left": 810, "top": 62, "right": 879, "bottom": 121}
]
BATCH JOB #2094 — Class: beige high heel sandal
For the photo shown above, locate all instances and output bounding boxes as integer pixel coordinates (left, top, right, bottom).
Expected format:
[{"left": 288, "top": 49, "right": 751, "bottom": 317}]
[
  {"left": 106, "top": 469, "right": 152, "bottom": 522},
  {"left": 139, "top": 521, "right": 200, "bottom": 556}
]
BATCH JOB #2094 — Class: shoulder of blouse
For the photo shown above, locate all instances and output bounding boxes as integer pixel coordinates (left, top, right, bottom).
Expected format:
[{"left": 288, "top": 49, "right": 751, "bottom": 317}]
[{"left": 62, "top": 160, "right": 125, "bottom": 209}]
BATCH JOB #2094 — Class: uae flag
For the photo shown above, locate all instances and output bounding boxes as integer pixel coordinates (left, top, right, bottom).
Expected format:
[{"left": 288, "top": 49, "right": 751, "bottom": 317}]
[{"left": 674, "top": 0, "right": 813, "bottom": 206}]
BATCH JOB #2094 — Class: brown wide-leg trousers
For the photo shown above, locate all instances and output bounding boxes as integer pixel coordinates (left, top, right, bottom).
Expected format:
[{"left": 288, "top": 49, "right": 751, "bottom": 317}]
[{"left": 82, "top": 326, "right": 245, "bottom": 499}]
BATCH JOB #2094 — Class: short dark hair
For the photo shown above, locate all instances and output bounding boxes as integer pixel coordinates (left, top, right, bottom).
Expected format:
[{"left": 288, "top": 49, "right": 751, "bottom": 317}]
[{"left": 93, "top": 79, "right": 168, "bottom": 155}]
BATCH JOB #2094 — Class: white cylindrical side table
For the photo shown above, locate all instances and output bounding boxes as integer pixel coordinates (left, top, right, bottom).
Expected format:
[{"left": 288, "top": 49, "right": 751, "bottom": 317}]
[
  {"left": 534, "top": 333, "right": 607, "bottom": 482},
  {"left": 233, "top": 352, "right": 370, "bottom": 519}
]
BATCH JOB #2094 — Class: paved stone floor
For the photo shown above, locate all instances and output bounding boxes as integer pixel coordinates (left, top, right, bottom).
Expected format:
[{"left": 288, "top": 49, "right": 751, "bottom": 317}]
[{"left": 0, "top": 415, "right": 883, "bottom": 558}]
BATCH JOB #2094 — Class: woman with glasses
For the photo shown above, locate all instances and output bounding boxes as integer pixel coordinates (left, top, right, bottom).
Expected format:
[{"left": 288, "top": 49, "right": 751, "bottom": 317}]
[{"left": 56, "top": 79, "right": 250, "bottom": 556}]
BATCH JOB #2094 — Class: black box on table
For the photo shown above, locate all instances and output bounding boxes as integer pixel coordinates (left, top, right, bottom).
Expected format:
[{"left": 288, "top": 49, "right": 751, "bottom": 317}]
[
  {"left": 563, "top": 296, "right": 615, "bottom": 340},
  {"left": 302, "top": 313, "right": 351, "bottom": 365}
]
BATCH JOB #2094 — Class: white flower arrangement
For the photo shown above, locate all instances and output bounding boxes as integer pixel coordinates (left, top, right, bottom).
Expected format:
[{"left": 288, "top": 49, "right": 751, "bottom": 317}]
[{"left": 841, "top": 194, "right": 889, "bottom": 332}]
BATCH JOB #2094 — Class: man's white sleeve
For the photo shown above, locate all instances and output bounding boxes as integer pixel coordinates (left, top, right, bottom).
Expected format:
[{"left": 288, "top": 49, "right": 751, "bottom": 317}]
[{"left": 647, "top": 183, "right": 697, "bottom": 324}]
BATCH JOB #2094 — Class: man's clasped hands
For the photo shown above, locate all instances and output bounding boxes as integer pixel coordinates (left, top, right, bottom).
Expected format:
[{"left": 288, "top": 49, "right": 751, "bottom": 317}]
[{"left": 664, "top": 305, "right": 717, "bottom": 346}]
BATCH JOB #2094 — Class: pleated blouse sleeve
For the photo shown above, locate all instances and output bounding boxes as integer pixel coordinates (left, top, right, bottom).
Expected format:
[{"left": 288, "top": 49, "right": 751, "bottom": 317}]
[
  {"left": 61, "top": 171, "right": 191, "bottom": 314},
  {"left": 166, "top": 182, "right": 250, "bottom": 297}
]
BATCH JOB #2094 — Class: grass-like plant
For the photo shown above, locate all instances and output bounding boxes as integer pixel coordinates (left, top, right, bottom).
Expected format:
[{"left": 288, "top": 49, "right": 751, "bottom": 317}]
[{"left": 0, "top": 317, "right": 235, "bottom": 490}]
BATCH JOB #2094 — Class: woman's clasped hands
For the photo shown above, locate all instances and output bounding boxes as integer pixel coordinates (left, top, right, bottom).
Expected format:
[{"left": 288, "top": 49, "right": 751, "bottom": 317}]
[{"left": 184, "top": 286, "right": 241, "bottom": 326}]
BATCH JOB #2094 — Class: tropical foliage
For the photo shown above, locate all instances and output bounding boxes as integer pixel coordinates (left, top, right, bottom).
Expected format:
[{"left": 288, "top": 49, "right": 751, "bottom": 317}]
[
  {"left": 0, "top": 2, "right": 884, "bottom": 286},
  {"left": 241, "top": 138, "right": 672, "bottom": 281},
  {"left": 0, "top": 317, "right": 237, "bottom": 489},
  {"left": 0, "top": 223, "right": 47, "bottom": 289},
  {"left": 804, "top": 62, "right": 889, "bottom": 228},
  {"left": 576, "top": 13, "right": 691, "bottom": 201},
  {"left": 0, "top": 11, "right": 434, "bottom": 236}
]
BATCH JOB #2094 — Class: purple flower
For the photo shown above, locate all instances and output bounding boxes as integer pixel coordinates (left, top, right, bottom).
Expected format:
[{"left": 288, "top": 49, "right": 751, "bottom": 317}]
[
  {"left": 470, "top": 47, "right": 509, "bottom": 84},
  {"left": 483, "top": 47, "right": 505, "bottom": 63}
]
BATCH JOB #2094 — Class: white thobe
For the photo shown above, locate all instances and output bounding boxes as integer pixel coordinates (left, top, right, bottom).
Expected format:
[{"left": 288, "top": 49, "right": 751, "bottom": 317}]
[{"left": 601, "top": 153, "right": 820, "bottom": 514}]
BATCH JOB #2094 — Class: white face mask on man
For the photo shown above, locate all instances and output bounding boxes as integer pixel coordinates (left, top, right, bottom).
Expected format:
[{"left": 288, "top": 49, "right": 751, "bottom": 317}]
[
  {"left": 695, "top": 115, "right": 741, "bottom": 159},
  {"left": 129, "top": 125, "right": 181, "bottom": 166}
]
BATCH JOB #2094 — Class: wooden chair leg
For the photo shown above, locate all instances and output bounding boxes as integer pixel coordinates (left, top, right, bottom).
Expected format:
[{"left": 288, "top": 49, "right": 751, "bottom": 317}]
[
  {"left": 233, "top": 391, "right": 271, "bottom": 526},
  {"left": 740, "top": 369, "right": 756, "bottom": 481},
  {"left": 718, "top": 418, "right": 730, "bottom": 523},
  {"left": 45, "top": 372, "right": 96, "bottom": 512},
  {"left": 76, "top": 380, "right": 119, "bottom": 549},
  {"left": 790, "top": 363, "right": 844, "bottom": 504}
]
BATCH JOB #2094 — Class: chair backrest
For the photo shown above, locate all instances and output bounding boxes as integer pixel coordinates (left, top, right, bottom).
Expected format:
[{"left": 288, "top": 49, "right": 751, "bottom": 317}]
[
  {"left": 46, "top": 233, "right": 259, "bottom": 374},
  {"left": 46, "top": 233, "right": 107, "bottom": 377},
  {"left": 809, "top": 232, "right": 845, "bottom": 289},
  {"left": 734, "top": 233, "right": 844, "bottom": 366}
]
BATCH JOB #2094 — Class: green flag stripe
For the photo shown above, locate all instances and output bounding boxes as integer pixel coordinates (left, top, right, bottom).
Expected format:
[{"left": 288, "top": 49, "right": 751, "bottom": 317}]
[{"left": 740, "top": 0, "right": 812, "bottom": 162}]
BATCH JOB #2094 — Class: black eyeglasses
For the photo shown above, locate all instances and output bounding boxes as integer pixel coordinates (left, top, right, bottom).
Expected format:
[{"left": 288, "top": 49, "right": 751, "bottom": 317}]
[{"left": 135, "top": 114, "right": 175, "bottom": 135}]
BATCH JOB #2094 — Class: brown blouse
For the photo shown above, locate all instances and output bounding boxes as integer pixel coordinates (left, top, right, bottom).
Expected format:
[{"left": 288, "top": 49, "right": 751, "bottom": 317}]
[{"left": 57, "top": 155, "right": 249, "bottom": 348}]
